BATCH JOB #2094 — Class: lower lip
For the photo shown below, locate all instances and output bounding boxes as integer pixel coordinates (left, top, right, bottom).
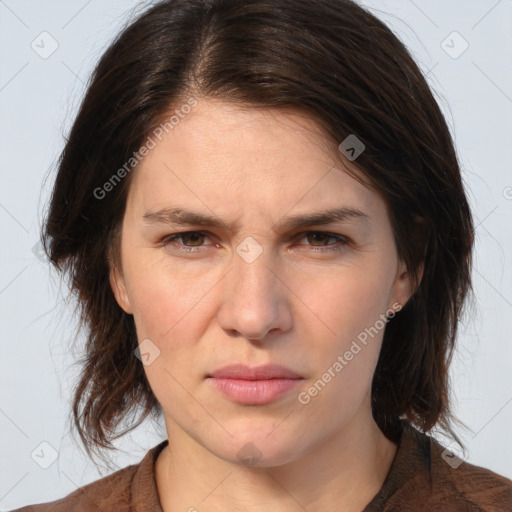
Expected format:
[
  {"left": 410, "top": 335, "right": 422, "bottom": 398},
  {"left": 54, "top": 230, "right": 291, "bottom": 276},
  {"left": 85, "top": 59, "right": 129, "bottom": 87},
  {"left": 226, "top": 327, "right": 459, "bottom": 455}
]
[{"left": 207, "top": 377, "right": 302, "bottom": 405}]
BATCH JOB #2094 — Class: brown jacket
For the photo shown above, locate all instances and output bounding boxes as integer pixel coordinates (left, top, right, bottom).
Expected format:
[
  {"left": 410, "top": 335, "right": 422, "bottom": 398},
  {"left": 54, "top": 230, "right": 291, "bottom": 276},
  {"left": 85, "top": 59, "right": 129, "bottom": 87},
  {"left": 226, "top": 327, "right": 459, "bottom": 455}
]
[{"left": 12, "top": 422, "right": 512, "bottom": 511}]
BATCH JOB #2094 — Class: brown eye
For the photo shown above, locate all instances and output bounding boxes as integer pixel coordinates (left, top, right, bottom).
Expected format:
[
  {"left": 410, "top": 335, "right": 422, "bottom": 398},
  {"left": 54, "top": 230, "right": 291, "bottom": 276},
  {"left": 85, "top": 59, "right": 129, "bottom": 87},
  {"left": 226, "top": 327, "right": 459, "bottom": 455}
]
[
  {"left": 161, "top": 231, "right": 211, "bottom": 252},
  {"left": 296, "top": 231, "right": 350, "bottom": 253},
  {"left": 175, "top": 232, "right": 205, "bottom": 246},
  {"left": 306, "top": 232, "right": 333, "bottom": 246}
]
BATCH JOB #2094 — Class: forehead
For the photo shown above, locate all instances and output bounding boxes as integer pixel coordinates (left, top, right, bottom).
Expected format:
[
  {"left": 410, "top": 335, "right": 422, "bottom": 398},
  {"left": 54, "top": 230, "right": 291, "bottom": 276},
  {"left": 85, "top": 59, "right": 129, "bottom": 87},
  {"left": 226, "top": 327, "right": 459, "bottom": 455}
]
[
  {"left": 125, "top": 98, "right": 385, "bottom": 227},
  {"left": 153, "top": 99, "right": 339, "bottom": 173}
]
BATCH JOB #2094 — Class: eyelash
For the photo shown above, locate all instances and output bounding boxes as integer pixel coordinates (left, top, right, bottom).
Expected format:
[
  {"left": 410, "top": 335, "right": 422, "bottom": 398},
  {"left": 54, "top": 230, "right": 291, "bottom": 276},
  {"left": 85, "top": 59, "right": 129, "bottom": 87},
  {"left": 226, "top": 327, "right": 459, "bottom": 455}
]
[{"left": 159, "top": 231, "right": 350, "bottom": 254}]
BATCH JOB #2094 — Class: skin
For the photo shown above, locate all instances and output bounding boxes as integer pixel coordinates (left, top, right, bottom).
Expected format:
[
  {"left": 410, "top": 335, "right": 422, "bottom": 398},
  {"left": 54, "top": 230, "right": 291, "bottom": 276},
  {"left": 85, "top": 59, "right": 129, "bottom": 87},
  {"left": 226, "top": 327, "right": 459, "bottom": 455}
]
[{"left": 110, "top": 97, "right": 419, "bottom": 512}]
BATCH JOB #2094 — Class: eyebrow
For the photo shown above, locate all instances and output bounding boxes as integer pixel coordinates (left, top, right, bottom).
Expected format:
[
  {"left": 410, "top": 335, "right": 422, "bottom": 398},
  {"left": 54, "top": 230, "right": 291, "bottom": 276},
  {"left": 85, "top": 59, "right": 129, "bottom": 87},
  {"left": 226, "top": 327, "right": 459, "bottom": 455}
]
[{"left": 142, "top": 206, "right": 371, "bottom": 233}]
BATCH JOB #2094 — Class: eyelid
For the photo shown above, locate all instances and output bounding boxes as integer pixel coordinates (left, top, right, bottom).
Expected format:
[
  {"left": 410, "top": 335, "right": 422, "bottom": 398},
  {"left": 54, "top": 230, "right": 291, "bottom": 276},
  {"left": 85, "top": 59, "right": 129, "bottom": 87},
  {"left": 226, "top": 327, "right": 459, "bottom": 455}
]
[{"left": 159, "top": 230, "right": 352, "bottom": 253}]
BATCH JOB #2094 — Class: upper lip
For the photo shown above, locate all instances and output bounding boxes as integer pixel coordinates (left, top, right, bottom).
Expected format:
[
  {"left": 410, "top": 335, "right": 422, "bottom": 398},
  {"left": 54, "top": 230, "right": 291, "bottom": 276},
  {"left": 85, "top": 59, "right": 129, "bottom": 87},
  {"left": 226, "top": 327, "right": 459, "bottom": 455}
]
[{"left": 208, "top": 364, "right": 303, "bottom": 380}]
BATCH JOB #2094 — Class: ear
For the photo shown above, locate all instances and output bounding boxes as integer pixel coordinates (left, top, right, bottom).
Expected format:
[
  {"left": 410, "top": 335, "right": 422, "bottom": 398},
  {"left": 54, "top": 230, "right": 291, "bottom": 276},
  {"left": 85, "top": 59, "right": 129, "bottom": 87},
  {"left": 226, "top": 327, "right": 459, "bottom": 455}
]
[
  {"left": 109, "top": 258, "right": 133, "bottom": 315},
  {"left": 391, "top": 260, "right": 424, "bottom": 309}
]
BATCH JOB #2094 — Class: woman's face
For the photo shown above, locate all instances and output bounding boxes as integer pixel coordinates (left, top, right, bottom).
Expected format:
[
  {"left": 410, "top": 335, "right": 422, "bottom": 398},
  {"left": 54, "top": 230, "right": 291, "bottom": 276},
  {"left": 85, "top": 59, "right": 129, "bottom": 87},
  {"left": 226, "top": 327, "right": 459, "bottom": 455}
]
[{"left": 110, "top": 98, "right": 414, "bottom": 467}]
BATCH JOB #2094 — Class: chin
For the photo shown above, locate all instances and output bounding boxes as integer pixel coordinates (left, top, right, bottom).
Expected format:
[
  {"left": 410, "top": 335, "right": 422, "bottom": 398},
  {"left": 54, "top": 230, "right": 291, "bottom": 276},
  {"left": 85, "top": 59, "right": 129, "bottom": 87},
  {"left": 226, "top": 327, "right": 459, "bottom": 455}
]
[{"left": 198, "top": 418, "right": 309, "bottom": 468}]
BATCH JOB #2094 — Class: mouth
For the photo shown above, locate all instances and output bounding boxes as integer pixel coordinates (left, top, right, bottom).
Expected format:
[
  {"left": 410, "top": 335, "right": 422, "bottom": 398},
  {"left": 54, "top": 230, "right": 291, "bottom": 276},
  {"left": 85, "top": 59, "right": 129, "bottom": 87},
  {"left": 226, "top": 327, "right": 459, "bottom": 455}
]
[{"left": 206, "top": 364, "right": 304, "bottom": 405}]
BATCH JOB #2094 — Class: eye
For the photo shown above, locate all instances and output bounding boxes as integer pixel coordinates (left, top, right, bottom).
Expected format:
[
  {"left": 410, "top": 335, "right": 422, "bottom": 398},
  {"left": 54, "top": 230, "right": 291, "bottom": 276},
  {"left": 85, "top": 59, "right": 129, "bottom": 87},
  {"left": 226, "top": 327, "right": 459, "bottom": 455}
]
[
  {"left": 160, "top": 231, "right": 213, "bottom": 253},
  {"left": 295, "top": 231, "right": 350, "bottom": 252},
  {"left": 159, "top": 230, "right": 350, "bottom": 254}
]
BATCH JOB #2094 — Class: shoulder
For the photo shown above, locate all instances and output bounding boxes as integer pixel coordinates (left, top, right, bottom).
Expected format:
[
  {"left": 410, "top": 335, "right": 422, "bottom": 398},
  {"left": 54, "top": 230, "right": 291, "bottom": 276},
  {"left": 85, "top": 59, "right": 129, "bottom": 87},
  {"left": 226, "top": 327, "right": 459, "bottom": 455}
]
[
  {"left": 428, "top": 434, "right": 512, "bottom": 511},
  {"left": 10, "top": 441, "right": 167, "bottom": 512},
  {"left": 393, "top": 424, "right": 512, "bottom": 511},
  {"left": 10, "top": 463, "right": 138, "bottom": 512}
]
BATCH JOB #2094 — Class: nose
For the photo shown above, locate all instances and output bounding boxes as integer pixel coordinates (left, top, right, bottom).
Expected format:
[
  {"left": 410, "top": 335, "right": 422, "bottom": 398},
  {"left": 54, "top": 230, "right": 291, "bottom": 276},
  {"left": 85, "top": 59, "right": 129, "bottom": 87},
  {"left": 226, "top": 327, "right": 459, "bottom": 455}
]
[{"left": 217, "top": 245, "right": 293, "bottom": 341}]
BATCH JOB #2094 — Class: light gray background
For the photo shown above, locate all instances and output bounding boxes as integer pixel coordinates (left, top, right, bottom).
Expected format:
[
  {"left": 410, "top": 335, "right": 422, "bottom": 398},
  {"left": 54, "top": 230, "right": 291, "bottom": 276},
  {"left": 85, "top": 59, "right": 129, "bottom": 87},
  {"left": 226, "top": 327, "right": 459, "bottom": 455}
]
[{"left": 1, "top": 0, "right": 511, "bottom": 509}]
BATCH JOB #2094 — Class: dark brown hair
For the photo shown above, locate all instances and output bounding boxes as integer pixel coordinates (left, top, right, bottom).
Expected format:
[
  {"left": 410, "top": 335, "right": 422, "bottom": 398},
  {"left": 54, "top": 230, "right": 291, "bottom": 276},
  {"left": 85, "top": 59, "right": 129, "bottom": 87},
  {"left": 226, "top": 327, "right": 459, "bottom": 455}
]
[{"left": 42, "top": 0, "right": 474, "bottom": 463}]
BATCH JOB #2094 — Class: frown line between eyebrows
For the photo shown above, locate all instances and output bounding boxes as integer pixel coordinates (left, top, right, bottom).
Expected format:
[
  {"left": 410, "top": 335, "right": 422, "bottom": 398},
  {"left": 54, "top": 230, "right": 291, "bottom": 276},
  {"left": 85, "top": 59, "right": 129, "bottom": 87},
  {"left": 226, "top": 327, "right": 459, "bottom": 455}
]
[{"left": 142, "top": 206, "right": 372, "bottom": 234}]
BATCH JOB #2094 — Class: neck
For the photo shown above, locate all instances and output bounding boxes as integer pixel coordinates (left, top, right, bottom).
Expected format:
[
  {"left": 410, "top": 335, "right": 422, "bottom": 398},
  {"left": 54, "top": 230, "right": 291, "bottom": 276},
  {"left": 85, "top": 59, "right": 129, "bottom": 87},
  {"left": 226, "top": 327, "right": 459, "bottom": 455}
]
[{"left": 155, "top": 407, "right": 398, "bottom": 512}]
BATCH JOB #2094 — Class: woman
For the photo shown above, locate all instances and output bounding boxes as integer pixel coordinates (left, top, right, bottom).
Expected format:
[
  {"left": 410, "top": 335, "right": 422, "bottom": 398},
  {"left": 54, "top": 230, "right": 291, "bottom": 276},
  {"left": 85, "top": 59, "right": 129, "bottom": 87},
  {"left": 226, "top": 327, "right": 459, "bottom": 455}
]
[{"left": 14, "top": 0, "right": 512, "bottom": 510}]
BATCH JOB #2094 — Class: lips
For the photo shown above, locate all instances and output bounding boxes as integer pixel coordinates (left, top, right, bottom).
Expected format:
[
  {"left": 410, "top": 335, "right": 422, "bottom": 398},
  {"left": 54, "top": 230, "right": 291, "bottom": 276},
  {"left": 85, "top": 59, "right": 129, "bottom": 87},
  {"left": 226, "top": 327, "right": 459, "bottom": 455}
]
[
  {"left": 206, "top": 364, "right": 304, "bottom": 405},
  {"left": 208, "top": 363, "right": 302, "bottom": 380}
]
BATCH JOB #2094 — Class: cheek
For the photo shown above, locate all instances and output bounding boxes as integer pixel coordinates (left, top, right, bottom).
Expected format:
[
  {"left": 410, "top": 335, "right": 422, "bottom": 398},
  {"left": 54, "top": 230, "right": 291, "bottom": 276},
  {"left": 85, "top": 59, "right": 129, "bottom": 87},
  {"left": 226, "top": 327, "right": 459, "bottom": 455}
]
[
  {"left": 125, "top": 263, "right": 215, "bottom": 419},
  {"left": 294, "top": 265, "right": 391, "bottom": 397},
  {"left": 125, "top": 252, "right": 220, "bottom": 339},
  {"left": 296, "top": 263, "right": 392, "bottom": 342},
  {"left": 127, "top": 250, "right": 392, "bottom": 357},
  {"left": 297, "top": 286, "right": 385, "bottom": 425}
]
